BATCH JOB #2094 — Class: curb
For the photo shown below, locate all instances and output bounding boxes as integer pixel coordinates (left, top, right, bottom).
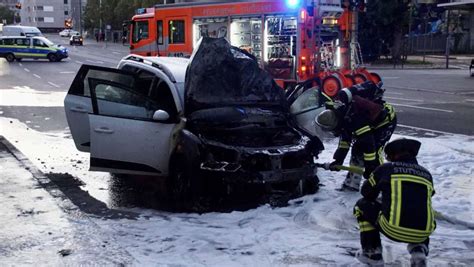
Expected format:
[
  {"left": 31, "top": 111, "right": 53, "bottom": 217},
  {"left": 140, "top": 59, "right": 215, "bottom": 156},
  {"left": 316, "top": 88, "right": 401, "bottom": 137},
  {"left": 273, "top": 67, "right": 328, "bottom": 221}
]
[{"left": 0, "top": 135, "right": 137, "bottom": 264}]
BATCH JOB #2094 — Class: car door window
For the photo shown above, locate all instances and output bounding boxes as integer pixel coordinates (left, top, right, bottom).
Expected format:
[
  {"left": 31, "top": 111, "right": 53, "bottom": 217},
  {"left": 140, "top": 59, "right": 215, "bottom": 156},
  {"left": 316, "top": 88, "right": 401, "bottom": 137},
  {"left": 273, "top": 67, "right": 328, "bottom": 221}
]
[
  {"left": 68, "top": 65, "right": 135, "bottom": 98},
  {"left": 149, "top": 80, "right": 178, "bottom": 119},
  {"left": 290, "top": 88, "right": 323, "bottom": 115},
  {"left": 89, "top": 78, "right": 160, "bottom": 120}
]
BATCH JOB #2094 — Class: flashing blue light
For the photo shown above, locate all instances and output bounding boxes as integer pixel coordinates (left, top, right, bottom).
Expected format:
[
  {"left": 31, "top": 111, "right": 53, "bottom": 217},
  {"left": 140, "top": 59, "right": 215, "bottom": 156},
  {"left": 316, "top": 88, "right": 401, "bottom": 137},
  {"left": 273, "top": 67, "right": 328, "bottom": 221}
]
[{"left": 286, "top": 0, "right": 301, "bottom": 8}]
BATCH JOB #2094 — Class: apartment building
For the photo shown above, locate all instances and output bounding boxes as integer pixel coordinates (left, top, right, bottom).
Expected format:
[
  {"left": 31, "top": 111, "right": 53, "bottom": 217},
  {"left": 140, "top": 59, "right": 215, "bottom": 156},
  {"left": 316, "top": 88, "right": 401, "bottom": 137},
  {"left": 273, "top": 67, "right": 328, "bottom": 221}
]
[{"left": 18, "top": 0, "right": 85, "bottom": 31}]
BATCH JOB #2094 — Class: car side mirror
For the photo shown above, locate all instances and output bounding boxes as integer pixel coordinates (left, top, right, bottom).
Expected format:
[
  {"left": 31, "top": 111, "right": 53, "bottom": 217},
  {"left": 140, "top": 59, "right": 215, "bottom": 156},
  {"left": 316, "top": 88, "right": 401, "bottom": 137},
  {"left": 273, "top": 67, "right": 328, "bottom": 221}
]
[{"left": 152, "top": 110, "right": 170, "bottom": 122}]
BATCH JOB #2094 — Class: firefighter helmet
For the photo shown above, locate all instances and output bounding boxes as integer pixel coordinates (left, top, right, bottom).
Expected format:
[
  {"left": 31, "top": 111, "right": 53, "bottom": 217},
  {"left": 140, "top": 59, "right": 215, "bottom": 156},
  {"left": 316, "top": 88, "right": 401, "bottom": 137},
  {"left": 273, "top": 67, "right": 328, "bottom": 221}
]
[
  {"left": 316, "top": 109, "right": 339, "bottom": 131},
  {"left": 384, "top": 138, "right": 421, "bottom": 159}
]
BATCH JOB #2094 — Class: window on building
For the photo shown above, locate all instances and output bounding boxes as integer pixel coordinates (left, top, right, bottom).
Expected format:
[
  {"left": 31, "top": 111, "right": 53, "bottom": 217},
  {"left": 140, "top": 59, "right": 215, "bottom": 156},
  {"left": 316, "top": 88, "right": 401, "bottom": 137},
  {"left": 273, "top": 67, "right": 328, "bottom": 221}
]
[
  {"left": 64, "top": 0, "right": 68, "bottom": 4},
  {"left": 132, "top": 20, "right": 149, "bottom": 43},
  {"left": 157, "top": 20, "right": 163, "bottom": 45},
  {"left": 64, "top": 11, "right": 69, "bottom": 15},
  {"left": 34, "top": 6, "right": 43, "bottom": 11},
  {"left": 36, "top": 17, "right": 44, "bottom": 22},
  {"left": 169, "top": 20, "right": 185, "bottom": 44}
]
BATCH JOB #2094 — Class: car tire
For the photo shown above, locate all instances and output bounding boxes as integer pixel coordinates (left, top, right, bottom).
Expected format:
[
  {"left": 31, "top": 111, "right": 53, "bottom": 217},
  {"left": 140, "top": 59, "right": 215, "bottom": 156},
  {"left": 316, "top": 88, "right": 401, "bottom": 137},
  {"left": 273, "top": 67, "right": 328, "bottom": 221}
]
[
  {"left": 70, "top": 42, "right": 73, "bottom": 45},
  {"left": 47, "top": 53, "right": 58, "bottom": 62},
  {"left": 168, "top": 154, "right": 203, "bottom": 211},
  {"left": 303, "top": 175, "right": 319, "bottom": 195},
  {"left": 5, "top": 53, "right": 15, "bottom": 62}
]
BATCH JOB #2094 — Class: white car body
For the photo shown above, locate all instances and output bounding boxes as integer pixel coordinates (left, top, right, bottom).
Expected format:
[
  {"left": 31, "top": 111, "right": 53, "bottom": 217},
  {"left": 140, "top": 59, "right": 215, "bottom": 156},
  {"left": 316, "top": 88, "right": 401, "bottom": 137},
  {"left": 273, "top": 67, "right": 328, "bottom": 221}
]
[
  {"left": 64, "top": 55, "right": 324, "bottom": 176},
  {"left": 59, "top": 29, "right": 74, "bottom": 37},
  {"left": 64, "top": 55, "right": 189, "bottom": 175}
]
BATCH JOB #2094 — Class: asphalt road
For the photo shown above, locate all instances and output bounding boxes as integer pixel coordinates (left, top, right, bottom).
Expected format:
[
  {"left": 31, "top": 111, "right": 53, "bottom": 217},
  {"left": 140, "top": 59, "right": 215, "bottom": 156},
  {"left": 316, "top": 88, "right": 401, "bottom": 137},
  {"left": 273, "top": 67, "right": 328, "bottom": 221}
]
[
  {"left": 1, "top": 34, "right": 473, "bottom": 135},
  {"left": 374, "top": 68, "right": 474, "bottom": 135}
]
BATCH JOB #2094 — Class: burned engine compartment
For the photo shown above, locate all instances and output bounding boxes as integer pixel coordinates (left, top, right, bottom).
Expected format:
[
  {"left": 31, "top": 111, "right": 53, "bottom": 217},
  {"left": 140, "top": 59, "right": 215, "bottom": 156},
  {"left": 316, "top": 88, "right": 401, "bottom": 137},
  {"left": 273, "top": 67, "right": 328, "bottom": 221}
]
[{"left": 181, "top": 38, "right": 324, "bottom": 186}]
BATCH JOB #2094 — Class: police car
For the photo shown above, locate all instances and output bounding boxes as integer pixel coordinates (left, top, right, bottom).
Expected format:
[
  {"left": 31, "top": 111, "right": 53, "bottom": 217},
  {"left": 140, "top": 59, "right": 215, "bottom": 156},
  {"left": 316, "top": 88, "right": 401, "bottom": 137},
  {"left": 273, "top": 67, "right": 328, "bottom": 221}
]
[{"left": 0, "top": 36, "right": 68, "bottom": 62}]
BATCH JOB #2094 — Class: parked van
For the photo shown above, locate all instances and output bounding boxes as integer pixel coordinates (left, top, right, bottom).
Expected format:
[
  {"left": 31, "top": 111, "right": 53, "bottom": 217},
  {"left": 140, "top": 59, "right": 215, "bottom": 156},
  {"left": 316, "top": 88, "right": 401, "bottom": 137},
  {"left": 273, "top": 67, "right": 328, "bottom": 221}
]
[
  {"left": 1, "top": 25, "right": 42, "bottom": 37},
  {"left": 0, "top": 36, "right": 68, "bottom": 62}
]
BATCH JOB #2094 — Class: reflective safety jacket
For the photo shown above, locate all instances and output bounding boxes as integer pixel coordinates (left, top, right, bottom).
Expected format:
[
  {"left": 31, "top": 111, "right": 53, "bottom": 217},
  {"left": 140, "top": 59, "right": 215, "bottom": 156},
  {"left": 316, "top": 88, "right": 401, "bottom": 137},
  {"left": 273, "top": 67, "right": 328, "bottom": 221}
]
[
  {"left": 333, "top": 97, "right": 396, "bottom": 173},
  {"left": 361, "top": 159, "right": 436, "bottom": 243}
]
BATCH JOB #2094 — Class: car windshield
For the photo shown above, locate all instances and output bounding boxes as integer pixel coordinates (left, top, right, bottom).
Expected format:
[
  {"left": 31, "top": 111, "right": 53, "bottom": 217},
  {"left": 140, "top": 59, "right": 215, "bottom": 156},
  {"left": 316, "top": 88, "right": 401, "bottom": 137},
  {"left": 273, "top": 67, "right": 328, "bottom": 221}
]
[{"left": 36, "top": 37, "right": 54, "bottom": 46}]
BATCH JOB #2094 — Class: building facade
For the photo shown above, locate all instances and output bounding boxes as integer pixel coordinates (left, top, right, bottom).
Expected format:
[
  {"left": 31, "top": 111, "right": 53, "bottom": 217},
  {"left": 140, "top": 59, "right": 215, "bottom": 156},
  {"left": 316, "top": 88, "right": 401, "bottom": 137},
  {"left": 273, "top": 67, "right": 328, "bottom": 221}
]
[{"left": 18, "top": 0, "right": 85, "bottom": 31}]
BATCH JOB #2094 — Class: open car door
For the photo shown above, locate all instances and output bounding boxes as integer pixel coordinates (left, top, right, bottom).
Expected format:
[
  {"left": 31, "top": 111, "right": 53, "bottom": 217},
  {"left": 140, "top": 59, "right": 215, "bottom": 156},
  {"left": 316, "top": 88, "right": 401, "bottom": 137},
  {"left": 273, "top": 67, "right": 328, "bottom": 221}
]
[
  {"left": 289, "top": 84, "right": 329, "bottom": 138},
  {"left": 67, "top": 65, "right": 175, "bottom": 175}
]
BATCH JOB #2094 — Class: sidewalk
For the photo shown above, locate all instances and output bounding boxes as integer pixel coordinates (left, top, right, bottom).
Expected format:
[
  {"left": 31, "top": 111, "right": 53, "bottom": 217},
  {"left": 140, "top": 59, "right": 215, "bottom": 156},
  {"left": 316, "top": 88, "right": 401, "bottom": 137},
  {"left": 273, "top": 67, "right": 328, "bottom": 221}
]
[
  {"left": 0, "top": 136, "right": 135, "bottom": 265},
  {"left": 367, "top": 54, "right": 474, "bottom": 70}
]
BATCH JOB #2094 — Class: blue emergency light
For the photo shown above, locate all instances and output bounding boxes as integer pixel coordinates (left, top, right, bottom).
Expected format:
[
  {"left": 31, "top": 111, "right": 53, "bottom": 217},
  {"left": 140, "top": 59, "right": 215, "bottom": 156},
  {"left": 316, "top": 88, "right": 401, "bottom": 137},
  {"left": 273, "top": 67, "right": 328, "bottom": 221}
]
[{"left": 286, "top": 0, "right": 301, "bottom": 8}]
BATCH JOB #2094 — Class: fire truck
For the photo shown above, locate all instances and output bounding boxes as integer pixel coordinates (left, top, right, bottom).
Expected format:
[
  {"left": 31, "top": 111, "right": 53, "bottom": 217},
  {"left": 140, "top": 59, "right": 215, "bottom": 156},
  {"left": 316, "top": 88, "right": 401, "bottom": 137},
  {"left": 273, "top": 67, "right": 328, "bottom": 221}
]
[{"left": 127, "top": 0, "right": 379, "bottom": 93}]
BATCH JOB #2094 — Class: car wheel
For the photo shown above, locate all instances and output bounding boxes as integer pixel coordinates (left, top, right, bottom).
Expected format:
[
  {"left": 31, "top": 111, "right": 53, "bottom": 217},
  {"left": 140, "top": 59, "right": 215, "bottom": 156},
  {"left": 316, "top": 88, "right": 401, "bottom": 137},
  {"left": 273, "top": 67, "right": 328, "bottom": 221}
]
[
  {"left": 70, "top": 42, "right": 73, "bottom": 45},
  {"left": 168, "top": 154, "right": 203, "bottom": 210},
  {"left": 5, "top": 53, "right": 15, "bottom": 62},
  {"left": 47, "top": 53, "right": 58, "bottom": 62},
  {"left": 303, "top": 175, "right": 320, "bottom": 195}
]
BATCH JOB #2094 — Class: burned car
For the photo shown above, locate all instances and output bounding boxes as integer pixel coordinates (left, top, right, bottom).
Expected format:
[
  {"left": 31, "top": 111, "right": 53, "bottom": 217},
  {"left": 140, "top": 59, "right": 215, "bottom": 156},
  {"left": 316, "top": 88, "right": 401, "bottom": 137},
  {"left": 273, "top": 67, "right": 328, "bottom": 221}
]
[{"left": 64, "top": 37, "right": 325, "bottom": 206}]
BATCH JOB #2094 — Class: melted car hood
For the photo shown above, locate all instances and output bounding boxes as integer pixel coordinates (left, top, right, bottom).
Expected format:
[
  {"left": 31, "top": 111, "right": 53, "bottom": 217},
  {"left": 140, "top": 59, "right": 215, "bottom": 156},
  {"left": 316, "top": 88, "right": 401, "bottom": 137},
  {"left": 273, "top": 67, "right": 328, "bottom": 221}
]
[{"left": 184, "top": 37, "right": 288, "bottom": 115}]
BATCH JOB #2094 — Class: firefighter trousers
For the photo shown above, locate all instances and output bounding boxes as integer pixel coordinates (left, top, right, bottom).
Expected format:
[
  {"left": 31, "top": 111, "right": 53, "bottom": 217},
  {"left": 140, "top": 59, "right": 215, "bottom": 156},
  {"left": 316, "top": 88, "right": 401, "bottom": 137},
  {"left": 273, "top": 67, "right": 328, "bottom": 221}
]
[{"left": 353, "top": 198, "right": 430, "bottom": 254}]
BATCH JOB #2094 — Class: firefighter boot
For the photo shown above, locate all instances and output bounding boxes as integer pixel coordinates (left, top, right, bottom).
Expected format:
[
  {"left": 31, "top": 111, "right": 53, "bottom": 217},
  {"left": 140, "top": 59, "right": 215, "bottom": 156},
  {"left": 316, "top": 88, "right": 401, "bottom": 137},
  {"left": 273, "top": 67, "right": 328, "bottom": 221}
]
[
  {"left": 340, "top": 172, "right": 362, "bottom": 191},
  {"left": 407, "top": 243, "right": 428, "bottom": 267},
  {"left": 355, "top": 247, "right": 383, "bottom": 266}
]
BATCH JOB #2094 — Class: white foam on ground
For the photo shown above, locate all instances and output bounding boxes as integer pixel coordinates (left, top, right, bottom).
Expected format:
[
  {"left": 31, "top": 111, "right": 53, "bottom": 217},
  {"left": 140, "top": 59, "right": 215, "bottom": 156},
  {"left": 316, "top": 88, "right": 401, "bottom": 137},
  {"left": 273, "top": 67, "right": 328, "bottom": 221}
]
[{"left": 1, "top": 117, "right": 473, "bottom": 266}]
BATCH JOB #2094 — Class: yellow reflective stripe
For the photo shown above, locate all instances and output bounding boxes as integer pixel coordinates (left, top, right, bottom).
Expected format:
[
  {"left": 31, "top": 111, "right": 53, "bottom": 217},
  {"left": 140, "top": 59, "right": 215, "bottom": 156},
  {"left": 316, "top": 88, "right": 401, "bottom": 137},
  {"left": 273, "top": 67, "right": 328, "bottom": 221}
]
[
  {"left": 379, "top": 215, "right": 429, "bottom": 243},
  {"left": 14, "top": 52, "right": 47, "bottom": 57},
  {"left": 359, "top": 221, "right": 376, "bottom": 232},
  {"left": 395, "top": 181, "right": 402, "bottom": 226},
  {"left": 391, "top": 175, "right": 434, "bottom": 190},
  {"left": 368, "top": 175, "right": 376, "bottom": 187},
  {"left": 364, "top": 152, "right": 376, "bottom": 161},
  {"left": 374, "top": 117, "right": 390, "bottom": 129},
  {"left": 380, "top": 215, "right": 433, "bottom": 236},
  {"left": 426, "top": 187, "right": 435, "bottom": 232},
  {"left": 354, "top": 206, "right": 363, "bottom": 218},
  {"left": 389, "top": 179, "right": 398, "bottom": 225},
  {"left": 377, "top": 147, "right": 384, "bottom": 165},
  {"left": 338, "top": 141, "right": 350, "bottom": 149},
  {"left": 355, "top": 126, "right": 371, "bottom": 136},
  {"left": 384, "top": 103, "right": 396, "bottom": 120}
]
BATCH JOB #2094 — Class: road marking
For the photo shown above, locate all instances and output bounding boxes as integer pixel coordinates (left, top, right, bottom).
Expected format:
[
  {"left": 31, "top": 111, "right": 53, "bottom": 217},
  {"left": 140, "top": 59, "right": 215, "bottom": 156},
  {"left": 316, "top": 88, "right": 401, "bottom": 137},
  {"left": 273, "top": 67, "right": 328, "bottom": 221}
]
[
  {"left": 385, "top": 96, "right": 424, "bottom": 102},
  {"left": 33, "top": 74, "right": 41, "bottom": 79},
  {"left": 385, "top": 85, "right": 457, "bottom": 95},
  {"left": 391, "top": 103, "right": 454, "bottom": 113},
  {"left": 19, "top": 63, "right": 23, "bottom": 67},
  {"left": 48, "top": 81, "right": 60, "bottom": 88},
  {"left": 60, "top": 71, "right": 75, "bottom": 74},
  {"left": 398, "top": 124, "right": 458, "bottom": 136},
  {"left": 86, "top": 59, "right": 105, "bottom": 64},
  {"left": 112, "top": 51, "right": 121, "bottom": 55},
  {"left": 75, "top": 60, "right": 84, "bottom": 64},
  {"left": 466, "top": 99, "right": 474, "bottom": 102},
  {"left": 384, "top": 91, "right": 403, "bottom": 95},
  {"left": 459, "top": 92, "right": 474, "bottom": 95},
  {"left": 382, "top": 77, "right": 400, "bottom": 79},
  {"left": 24, "top": 68, "right": 30, "bottom": 72}
]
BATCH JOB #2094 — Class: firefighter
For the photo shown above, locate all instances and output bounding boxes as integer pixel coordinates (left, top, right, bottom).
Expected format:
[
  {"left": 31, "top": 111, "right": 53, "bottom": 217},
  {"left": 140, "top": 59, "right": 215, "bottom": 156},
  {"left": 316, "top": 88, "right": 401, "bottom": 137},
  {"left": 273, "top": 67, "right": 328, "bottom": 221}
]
[
  {"left": 316, "top": 81, "right": 397, "bottom": 191},
  {"left": 353, "top": 138, "right": 436, "bottom": 266}
]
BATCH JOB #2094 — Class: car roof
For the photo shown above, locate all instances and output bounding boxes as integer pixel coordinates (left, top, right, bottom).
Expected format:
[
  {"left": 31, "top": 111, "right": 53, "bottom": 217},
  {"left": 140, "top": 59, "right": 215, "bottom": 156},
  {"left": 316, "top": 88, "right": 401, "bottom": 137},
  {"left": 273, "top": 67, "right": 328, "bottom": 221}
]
[{"left": 120, "top": 55, "right": 189, "bottom": 83}]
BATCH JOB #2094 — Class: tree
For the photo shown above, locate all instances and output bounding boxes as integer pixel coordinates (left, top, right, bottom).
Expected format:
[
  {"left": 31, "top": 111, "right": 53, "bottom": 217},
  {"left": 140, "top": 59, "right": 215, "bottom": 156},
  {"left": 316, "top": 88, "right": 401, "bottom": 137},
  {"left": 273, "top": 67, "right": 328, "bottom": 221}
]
[
  {"left": 0, "top": 5, "right": 15, "bottom": 24},
  {"left": 359, "top": 0, "right": 410, "bottom": 62}
]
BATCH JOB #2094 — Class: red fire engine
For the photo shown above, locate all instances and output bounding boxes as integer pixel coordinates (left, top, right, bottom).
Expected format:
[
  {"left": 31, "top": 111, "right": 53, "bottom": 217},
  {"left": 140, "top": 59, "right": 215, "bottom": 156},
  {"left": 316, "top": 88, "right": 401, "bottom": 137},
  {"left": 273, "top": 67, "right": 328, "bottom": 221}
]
[{"left": 127, "top": 0, "right": 379, "bottom": 93}]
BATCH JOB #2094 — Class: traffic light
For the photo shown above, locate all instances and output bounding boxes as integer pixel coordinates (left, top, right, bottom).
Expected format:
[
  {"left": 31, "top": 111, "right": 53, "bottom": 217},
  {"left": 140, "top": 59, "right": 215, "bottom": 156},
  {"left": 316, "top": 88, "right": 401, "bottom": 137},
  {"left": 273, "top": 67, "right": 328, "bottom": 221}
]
[{"left": 15, "top": 2, "right": 22, "bottom": 9}]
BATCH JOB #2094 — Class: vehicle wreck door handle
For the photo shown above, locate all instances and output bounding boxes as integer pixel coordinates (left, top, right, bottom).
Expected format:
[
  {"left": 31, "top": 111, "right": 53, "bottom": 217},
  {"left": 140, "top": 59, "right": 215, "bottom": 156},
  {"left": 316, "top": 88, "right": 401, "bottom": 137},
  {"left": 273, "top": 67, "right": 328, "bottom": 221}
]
[
  {"left": 70, "top": 106, "right": 88, "bottom": 113},
  {"left": 93, "top": 127, "right": 114, "bottom": 134}
]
